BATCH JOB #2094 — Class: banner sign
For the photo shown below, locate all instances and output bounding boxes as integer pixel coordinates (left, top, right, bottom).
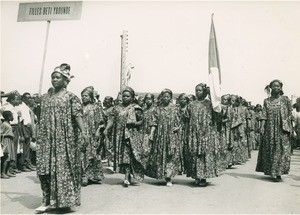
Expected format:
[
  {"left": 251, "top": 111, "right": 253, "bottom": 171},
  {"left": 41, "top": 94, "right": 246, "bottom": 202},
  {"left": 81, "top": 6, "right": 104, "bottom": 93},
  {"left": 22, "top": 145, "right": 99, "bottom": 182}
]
[{"left": 17, "top": 1, "right": 82, "bottom": 22}]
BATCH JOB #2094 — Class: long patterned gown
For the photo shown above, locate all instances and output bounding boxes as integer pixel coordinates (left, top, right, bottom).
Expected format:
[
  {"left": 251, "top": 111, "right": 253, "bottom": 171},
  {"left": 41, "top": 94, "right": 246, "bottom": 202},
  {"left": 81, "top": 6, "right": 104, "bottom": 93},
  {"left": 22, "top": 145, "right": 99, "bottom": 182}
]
[
  {"left": 37, "top": 91, "right": 82, "bottom": 208},
  {"left": 185, "top": 99, "right": 223, "bottom": 180},
  {"left": 81, "top": 103, "right": 105, "bottom": 183},
  {"left": 109, "top": 103, "right": 145, "bottom": 180},
  {"left": 256, "top": 95, "right": 292, "bottom": 177},
  {"left": 145, "top": 103, "right": 181, "bottom": 179}
]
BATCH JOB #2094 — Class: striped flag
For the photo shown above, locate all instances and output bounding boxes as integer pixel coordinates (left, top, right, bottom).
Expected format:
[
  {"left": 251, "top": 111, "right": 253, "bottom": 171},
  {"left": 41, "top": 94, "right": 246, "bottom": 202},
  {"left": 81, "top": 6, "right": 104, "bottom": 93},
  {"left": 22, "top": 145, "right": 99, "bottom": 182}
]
[{"left": 208, "top": 14, "right": 222, "bottom": 113}]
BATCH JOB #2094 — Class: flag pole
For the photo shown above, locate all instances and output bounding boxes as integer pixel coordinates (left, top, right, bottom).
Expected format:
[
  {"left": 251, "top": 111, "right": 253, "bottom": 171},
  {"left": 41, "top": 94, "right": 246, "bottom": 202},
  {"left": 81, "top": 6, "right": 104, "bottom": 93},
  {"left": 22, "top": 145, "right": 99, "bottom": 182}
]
[
  {"left": 38, "top": 20, "right": 51, "bottom": 96},
  {"left": 120, "top": 34, "right": 123, "bottom": 92}
]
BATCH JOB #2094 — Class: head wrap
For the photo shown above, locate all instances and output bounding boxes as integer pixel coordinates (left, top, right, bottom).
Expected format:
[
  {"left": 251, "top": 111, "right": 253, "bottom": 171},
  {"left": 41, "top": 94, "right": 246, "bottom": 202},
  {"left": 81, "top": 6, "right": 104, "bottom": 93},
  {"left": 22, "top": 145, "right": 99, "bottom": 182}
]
[
  {"left": 104, "top": 96, "right": 114, "bottom": 104},
  {"left": 81, "top": 86, "right": 95, "bottom": 103},
  {"left": 51, "top": 63, "right": 74, "bottom": 82},
  {"left": 144, "top": 93, "right": 155, "bottom": 101},
  {"left": 122, "top": 86, "right": 135, "bottom": 98},
  {"left": 178, "top": 93, "right": 188, "bottom": 100},
  {"left": 160, "top": 88, "right": 173, "bottom": 98}
]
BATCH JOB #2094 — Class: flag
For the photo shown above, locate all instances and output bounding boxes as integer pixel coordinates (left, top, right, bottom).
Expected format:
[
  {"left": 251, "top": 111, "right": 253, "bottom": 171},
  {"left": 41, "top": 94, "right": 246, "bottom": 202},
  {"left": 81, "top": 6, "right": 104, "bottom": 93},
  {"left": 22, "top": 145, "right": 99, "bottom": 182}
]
[
  {"left": 121, "top": 63, "right": 133, "bottom": 89},
  {"left": 208, "top": 14, "right": 222, "bottom": 113}
]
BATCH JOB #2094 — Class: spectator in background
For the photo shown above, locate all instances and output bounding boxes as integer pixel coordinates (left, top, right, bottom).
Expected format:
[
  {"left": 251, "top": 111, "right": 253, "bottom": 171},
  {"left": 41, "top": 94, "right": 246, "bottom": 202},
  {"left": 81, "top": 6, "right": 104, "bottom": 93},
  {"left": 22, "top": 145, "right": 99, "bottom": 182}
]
[
  {"left": 1, "top": 111, "right": 15, "bottom": 179},
  {"left": 292, "top": 97, "right": 300, "bottom": 150}
]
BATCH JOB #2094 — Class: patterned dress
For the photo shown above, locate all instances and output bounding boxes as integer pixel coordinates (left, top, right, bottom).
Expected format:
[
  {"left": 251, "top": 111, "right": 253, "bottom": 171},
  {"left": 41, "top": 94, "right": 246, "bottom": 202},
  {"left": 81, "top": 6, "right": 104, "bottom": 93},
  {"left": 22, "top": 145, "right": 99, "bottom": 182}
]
[
  {"left": 246, "top": 109, "right": 256, "bottom": 153},
  {"left": 146, "top": 103, "right": 181, "bottom": 179},
  {"left": 229, "top": 106, "right": 248, "bottom": 164},
  {"left": 37, "top": 91, "right": 82, "bottom": 208},
  {"left": 178, "top": 105, "right": 189, "bottom": 173},
  {"left": 185, "top": 99, "right": 223, "bottom": 180},
  {"left": 219, "top": 105, "right": 232, "bottom": 169},
  {"left": 254, "top": 110, "right": 264, "bottom": 150},
  {"left": 81, "top": 103, "right": 104, "bottom": 182},
  {"left": 256, "top": 95, "right": 292, "bottom": 177},
  {"left": 109, "top": 103, "right": 145, "bottom": 180},
  {"left": 142, "top": 105, "right": 156, "bottom": 163}
]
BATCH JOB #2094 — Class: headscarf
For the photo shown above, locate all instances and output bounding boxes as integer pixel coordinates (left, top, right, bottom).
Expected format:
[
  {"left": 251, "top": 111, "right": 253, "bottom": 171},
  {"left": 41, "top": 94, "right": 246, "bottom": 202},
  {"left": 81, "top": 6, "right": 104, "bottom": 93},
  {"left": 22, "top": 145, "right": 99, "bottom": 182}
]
[
  {"left": 104, "top": 96, "right": 114, "bottom": 104},
  {"left": 144, "top": 93, "right": 155, "bottom": 101},
  {"left": 122, "top": 86, "right": 135, "bottom": 98},
  {"left": 178, "top": 93, "right": 189, "bottom": 100},
  {"left": 81, "top": 86, "right": 95, "bottom": 103},
  {"left": 51, "top": 63, "right": 74, "bottom": 82},
  {"left": 160, "top": 88, "right": 173, "bottom": 98}
]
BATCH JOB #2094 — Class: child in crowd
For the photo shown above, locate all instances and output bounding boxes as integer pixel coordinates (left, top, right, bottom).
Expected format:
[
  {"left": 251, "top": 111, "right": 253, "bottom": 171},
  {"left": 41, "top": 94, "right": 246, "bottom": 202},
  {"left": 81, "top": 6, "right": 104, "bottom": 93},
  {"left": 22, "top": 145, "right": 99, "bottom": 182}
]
[{"left": 1, "top": 111, "right": 15, "bottom": 179}]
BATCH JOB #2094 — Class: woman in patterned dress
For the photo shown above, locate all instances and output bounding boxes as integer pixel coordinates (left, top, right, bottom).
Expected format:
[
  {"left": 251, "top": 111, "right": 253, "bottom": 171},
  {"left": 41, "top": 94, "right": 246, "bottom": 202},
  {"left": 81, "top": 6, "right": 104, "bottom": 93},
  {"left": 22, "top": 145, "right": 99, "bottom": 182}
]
[
  {"left": 102, "top": 96, "right": 115, "bottom": 169},
  {"left": 36, "top": 64, "right": 88, "bottom": 213},
  {"left": 142, "top": 93, "right": 156, "bottom": 166},
  {"left": 229, "top": 95, "right": 248, "bottom": 165},
  {"left": 103, "top": 86, "right": 145, "bottom": 187},
  {"left": 146, "top": 89, "right": 181, "bottom": 187},
  {"left": 80, "top": 86, "right": 105, "bottom": 186},
  {"left": 256, "top": 79, "right": 293, "bottom": 182},
  {"left": 177, "top": 93, "right": 189, "bottom": 175},
  {"left": 185, "top": 83, "right": 223, "bottom": 187},
  {"left": 220, "top": 94, "right": 233, "bottom": 169}
]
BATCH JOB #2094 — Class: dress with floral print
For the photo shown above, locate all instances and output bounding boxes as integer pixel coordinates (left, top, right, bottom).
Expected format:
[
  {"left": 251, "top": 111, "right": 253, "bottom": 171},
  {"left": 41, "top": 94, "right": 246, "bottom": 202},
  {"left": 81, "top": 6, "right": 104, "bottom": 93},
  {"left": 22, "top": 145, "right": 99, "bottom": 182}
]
[
  {"left": 108, "top": 103, "right": 145, "bottom": 180},
  {"left": 229, "top": 106, "right": 249, "bottom": 164},
  {"left": 37, "top": 91, "right": 82, "bottom": 208},
  {"left": 256, "top": 95, "right": 292, "bottom": 177},
  {"left": 185, "top": 99, "right": 223, "bottom": 180},
  {"left": 145, "top": 103, "right": 181, "bottom": 179},
  {"left": 81, "top": 103, "right": 105, "bottom": 182}
]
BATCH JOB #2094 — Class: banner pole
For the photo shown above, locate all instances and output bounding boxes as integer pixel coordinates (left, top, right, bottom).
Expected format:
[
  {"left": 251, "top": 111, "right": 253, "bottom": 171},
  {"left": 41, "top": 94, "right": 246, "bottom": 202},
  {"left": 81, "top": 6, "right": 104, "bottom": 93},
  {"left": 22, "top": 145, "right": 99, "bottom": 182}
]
[{"left": 38, "top": 20, "right": 51, "bottom": 96}]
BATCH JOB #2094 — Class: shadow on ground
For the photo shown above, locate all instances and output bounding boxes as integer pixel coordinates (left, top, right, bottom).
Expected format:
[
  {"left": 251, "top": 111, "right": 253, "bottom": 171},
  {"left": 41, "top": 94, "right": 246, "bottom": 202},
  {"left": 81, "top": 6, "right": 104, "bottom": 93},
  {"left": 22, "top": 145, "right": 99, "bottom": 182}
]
[{"left": 2, "top": 191, "right": 42, "bottom": 210}]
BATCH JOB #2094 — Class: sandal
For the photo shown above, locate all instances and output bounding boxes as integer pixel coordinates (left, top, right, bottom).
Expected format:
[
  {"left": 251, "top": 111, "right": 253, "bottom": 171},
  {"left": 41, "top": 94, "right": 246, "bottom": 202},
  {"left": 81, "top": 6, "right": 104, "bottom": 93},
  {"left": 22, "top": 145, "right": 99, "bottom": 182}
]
[
  {"left": 123, "top": 179, "right": 130, "bottom": 187},
  {"left": 35, "top": 205, "right": 49, "bottom": 214}
]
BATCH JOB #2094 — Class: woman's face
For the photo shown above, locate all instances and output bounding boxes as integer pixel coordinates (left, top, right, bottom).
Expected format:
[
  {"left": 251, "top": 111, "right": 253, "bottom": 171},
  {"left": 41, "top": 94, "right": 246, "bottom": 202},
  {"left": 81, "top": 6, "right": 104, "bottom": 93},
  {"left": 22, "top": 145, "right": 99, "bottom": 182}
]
[
  {"left": 271, "top": 81, "right": 282, "bottom": 95},
  {"left": 122, "top": 91, "right": 133, "bottom": 105},
  {"left": 195, "top": 85, "right": 205, "bottom": 100},
  {"left": 81, "top": 92, "right": 91, "bottom": 104},
  {"left": 221, "top": 96, "right": 229, "bottom": 105},
  {"left": 51, "top": 72, "right": 65, "bottom": 89},
  {"left": 144, "top": 97, "right": 153, "bottom": 107},
  {"left": 179, "top": 97, "right": 188, "bottom": 107},
  {"left": 231, "top": 96, "right": 237, "bottom": 106},
  {"left": 161, "top": 92, "right": 171, "bottom": 106},
  {"left": 103, "top": 98, "right": 112, "bottom": 108}
]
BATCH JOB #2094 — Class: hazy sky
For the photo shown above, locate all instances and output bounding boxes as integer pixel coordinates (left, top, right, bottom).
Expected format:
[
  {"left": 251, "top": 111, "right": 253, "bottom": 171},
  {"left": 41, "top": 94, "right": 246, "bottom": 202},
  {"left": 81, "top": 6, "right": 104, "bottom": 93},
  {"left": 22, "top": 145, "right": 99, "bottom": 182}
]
[{"left": 1, "top": 1, "right": 300, "bottom": 104}]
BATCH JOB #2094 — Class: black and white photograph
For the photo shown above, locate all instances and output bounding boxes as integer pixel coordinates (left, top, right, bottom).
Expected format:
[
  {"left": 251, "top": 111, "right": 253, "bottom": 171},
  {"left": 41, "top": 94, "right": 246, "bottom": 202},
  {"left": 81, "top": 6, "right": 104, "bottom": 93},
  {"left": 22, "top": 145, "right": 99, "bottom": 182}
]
[{"left": 1, "top": 0, "right": 300, "bottom": 214}]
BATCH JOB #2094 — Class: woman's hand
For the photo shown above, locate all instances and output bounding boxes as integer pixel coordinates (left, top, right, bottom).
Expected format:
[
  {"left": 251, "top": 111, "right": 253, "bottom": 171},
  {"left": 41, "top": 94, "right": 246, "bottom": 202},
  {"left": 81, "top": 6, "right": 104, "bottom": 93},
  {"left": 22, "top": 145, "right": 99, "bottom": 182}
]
[
  {"left": 149, "top": 132, "right": 154, "bottom": 141},
  {"left": 172, "top": 127, "right": 180, "bottom": 134},
  {"left": 95, "top": 130, "right": 100, "bottom": 141},
  {"left": 82, "top": 133, "right": 89, "bottom": 146}
]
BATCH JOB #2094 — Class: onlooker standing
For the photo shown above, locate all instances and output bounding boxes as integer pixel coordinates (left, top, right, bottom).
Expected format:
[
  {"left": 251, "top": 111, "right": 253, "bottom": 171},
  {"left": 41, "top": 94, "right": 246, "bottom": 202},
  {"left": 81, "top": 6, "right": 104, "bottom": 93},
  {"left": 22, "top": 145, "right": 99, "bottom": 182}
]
[
  {"left": 1, "top": 111, "right": 15, "bottom": 179},
  {"left": 292, "top": 97, "right": 300, "bottom": 150}
]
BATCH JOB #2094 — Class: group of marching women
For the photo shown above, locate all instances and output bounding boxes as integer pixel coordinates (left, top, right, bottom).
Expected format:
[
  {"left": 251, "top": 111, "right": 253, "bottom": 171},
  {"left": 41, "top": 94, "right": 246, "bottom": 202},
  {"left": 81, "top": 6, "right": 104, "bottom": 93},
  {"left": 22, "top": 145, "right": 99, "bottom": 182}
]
[{"left": 31, "top": 63, "right": 294, "bottom": 213}]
